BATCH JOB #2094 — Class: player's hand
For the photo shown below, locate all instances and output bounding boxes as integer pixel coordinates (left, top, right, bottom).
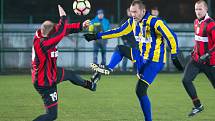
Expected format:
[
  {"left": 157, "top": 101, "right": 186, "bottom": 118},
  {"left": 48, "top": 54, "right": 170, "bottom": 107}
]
[
  {"left": 84, "top": 33, "right": 98, "bottom": 42},
  {"left": 58, "top": 5, "right": 66, "bottom": 17},
  {"left": 171, "top": 54, "right": 184, "bottom": 71},
  {"left": 198, "top": 53, "right": 210, "bottom": 63},
  {"left": 82, "top": 20, "right": 91, "bottom": 28}
]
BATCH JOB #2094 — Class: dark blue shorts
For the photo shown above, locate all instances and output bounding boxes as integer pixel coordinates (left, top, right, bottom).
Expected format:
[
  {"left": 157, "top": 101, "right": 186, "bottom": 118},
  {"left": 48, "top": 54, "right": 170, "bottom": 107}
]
[{"left": 131, "top": 48, "right": 164, "bottom": 85}]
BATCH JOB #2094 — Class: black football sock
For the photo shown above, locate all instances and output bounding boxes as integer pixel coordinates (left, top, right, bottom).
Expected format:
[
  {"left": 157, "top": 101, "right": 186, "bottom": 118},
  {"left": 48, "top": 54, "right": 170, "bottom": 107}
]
[{"left": 192, "top": 98, "right": 202, "bottom": 108}]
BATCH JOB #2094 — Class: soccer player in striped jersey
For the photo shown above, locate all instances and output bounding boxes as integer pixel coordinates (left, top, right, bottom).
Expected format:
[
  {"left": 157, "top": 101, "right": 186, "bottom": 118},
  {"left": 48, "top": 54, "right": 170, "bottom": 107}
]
[
  {"left": 182, "top": 0, "right": 215, "bottom": 117},
  {"left": 84, "top": 0, "right": 183, "bottom": 121},
  {"left": 32, "top": 5, "right": 100, "bottom": 121}
]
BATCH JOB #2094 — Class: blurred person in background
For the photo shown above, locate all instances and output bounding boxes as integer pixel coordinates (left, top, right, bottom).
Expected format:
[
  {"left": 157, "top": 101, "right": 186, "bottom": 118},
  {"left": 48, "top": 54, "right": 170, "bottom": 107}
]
[
  {"left": 32, "top": 5, "right": 100, "bottom": 121},
  {"left": 181, "top": 0, "right": 215, "bottom": 117},
  {"left": 89, "top": 9, "right": 110, "bottom": 65},
  {"left": 150, "top": 6, "right": 159, "bottom": 17}
]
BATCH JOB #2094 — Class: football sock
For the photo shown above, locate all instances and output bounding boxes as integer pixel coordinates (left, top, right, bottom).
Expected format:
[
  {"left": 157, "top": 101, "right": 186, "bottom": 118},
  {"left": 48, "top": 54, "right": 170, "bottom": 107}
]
[
  {"left": 192, "top": 98, "right": 202, "bottom": 108},
  {"left": 139, "top": 96, "right": 152, "bottom": 121}
]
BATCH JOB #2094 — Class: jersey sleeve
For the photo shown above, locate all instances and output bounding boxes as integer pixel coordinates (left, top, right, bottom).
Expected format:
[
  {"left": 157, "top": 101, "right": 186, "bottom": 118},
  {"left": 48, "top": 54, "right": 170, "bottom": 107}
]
[
  {"left": 97, "top": 19, "right": 133, "bottom": 39},
  {"left": 207, "top": 21, "right": 215, "bottom": 53},
  {"left": 65, "top": 22, "right": 82, "bottom": 35},
  {"left": 155, "top": 20, "right": 179, "bottom": 56}
]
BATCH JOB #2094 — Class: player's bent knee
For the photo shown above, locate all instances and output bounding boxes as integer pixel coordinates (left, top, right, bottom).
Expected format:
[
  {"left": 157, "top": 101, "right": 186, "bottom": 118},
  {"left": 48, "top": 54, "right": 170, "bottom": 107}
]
[
  {"left": 182, "top": 77, "right": 191, "bottom": 83},
  {"left": 182, "top": 79, "right": 189, "bottom": 86},
  {"left": 135, "top": 80, "right": 148, "bottom": 99},
  {"left": 136, "top": 88, "right": 147, "bottom": 99},
  {"left": 115, "top": 45, "right": 122, "bottom": 51}
]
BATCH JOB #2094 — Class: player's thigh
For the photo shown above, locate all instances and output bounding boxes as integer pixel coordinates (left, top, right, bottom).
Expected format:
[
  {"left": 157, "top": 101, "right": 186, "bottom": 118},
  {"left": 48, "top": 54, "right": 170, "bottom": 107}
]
[
  {"left": 136, "top": 79, "right": 149, "bottom": 98},
  {"left": 56, "top": 67, "right": 64, "bottom": 84},
  {"left": 182, "top": 59, "right": 200, "bottom": 82},
  {"left": 117, "top": 45, "right": 132, "bottom": 60},
  {"left": 203, "top": 66, "right": 215, "bottom": 88},
  {"left": 140, "top": 62, "right": 164, "bottom": 85}
]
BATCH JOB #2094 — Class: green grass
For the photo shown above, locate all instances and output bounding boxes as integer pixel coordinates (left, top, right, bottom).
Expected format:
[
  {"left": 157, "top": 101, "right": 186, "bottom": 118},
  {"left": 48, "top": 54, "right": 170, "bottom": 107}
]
[{"left": 0, "top": 74, "right": 214, "bottom": 121}]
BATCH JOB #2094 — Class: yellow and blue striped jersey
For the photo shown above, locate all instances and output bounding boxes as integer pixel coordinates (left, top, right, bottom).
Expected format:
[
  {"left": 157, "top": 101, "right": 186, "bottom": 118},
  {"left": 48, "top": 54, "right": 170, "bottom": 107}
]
[{"left": 97, "top": 11, "right": 178, "bottom": 63}]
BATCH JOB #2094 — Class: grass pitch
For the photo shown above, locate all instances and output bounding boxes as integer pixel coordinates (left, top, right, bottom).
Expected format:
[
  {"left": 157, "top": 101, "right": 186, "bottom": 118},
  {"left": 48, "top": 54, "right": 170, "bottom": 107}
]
[{"left": 0, "top": 73, "right": 214, "bottom": 121}]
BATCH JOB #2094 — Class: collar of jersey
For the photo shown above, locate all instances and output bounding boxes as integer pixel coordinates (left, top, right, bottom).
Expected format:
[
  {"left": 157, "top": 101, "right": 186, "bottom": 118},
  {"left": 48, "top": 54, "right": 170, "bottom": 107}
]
[
  {"left": 141, "top": 11, "right": 150, "bottom": 23},
  {"left": 198, "top": 13, "right": 210, "bottom": 24}
]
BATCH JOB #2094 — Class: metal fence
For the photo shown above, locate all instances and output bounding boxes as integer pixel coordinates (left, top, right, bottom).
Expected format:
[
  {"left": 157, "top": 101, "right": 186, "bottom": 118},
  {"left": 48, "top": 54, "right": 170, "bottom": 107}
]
[{"left": 0, "top": 24, "right": 195, "bottom": 74}]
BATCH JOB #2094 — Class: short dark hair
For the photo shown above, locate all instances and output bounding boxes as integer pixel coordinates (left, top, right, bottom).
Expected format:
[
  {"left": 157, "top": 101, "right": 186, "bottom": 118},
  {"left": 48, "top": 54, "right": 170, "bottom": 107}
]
[
  {"left": 131, "top": 0, "right": 146, "bottom": 10},
  {"left": 151, "top": 6, "right": 158, "bottom": 11},
  {"left": 195, "top": 0, "right": 208, "bottom": 9}
]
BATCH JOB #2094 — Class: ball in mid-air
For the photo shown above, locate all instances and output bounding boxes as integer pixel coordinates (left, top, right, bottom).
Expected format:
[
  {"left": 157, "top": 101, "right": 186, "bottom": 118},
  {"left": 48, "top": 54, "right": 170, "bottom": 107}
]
[{"left": 73, "top": 0, "right": 91, "bottom": 15}]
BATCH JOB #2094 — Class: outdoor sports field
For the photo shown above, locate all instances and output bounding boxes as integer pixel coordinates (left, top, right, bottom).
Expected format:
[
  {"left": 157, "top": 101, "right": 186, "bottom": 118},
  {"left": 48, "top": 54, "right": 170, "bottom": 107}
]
[{"left": 0, "top": 73, "right": 214, "bottom": 121}]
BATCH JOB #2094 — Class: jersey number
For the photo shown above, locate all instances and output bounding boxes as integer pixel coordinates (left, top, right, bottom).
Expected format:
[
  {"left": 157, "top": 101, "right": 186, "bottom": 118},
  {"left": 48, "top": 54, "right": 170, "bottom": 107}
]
[
  {"left": 50, "top": 92, "right": 58, "bottom": 102},
  {"left": 51, "top": 51, "right": 58, "bottom": 58}
]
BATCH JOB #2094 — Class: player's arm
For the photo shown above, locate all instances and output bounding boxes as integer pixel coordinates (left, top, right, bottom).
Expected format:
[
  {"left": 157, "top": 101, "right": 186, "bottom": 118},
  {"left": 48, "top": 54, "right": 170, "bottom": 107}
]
[
  {"left": 207, "top": 22, "right": 215, "bottom": 53},
  {"left": 65, "top": 22, "right": 82, "bottom": 34},
  {"left": 155, "top": 20, "right": 183, "bottom": 71},
  {"left": 84, "top": 19, "right": 133, "bottom": 41},
  {"left": 65, "top": 20, "right": 90, "bottom": 34},
  {"left": 42, "top": 5, "right": 68, "bottom": 47},
  {"left": 199, "top": 21, "right": 215, "bottom": 62},
  {"left": 98, "top": 19, "right": 132, "bottom": 39},
  {"left": 155, "top": 20, "right": 178, "bottom": 56}
]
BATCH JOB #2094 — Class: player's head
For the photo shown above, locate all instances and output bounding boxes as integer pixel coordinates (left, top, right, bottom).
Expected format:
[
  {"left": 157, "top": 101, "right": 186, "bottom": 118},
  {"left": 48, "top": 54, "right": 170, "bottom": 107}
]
[
  {"left": 41, "top": 20, "right": 55, "bottom": 37},
  {"left": 151, "top": 6, "right": 159, "bottom": 17},
  {"left": 97, "top": 9, "right": 104, "bottom": 19},
  {"left": 130, "top": 0, "right": 146, "bottom": 22},
  {"left": 195, "top": 0, "right": 208, "bottom": 20}
]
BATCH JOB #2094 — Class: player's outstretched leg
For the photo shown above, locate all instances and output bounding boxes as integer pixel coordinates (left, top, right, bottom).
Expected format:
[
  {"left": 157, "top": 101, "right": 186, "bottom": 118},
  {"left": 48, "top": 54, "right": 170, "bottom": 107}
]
[
  {"left": 60, "top": 69, "right": 98, "bottom": 91},
  {"left": 90, "top": 45, "right": 132, "bottom": 75},
  {"left": 136, "top": 80, "right": 152, "bottom": 121}
]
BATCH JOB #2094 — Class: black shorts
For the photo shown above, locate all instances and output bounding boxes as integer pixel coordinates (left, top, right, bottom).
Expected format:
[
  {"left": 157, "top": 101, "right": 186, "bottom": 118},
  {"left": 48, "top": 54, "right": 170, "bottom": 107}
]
[
  {"left": 182, "top": 58, "right": 215, "bottom": 88},
  {"left": 34, "top": 85, "right": 58, "bottom": 109},
  {"left": 34, "top": 67, "right": 65, "bottom": 108},
  {"left": 56, "top": 67, "right": 65, "bottom": 84}
]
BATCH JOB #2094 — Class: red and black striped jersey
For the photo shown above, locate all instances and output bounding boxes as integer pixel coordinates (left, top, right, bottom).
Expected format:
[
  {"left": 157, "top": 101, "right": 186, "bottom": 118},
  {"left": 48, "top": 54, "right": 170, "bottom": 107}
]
[
  {"left": 192, "top": 14, "right": 215, "bottom": 65},
  {"left": 31, "top": 16, "right": 82, "bottom": 87}
]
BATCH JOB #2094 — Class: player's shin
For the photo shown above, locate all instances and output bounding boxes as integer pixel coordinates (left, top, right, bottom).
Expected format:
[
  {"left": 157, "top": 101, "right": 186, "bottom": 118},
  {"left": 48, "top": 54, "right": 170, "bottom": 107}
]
[
  {"left": 139, "top": 96, "right": 152, "bottom": 121},
  {"left": 182, "top": 80, "right": 201, "bottom": 108},
  {"left": 107, "top": 46, "right": 124, "bottom": 69},
  {"left": 136, "top": 80, "right": 152, "bottom": 121}
]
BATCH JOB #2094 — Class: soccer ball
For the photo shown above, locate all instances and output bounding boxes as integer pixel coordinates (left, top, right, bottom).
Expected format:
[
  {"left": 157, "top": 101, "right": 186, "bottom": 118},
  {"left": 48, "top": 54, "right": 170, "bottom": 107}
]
[{"left": 73, "top": 0, "right": 91, "bottom": 15}]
